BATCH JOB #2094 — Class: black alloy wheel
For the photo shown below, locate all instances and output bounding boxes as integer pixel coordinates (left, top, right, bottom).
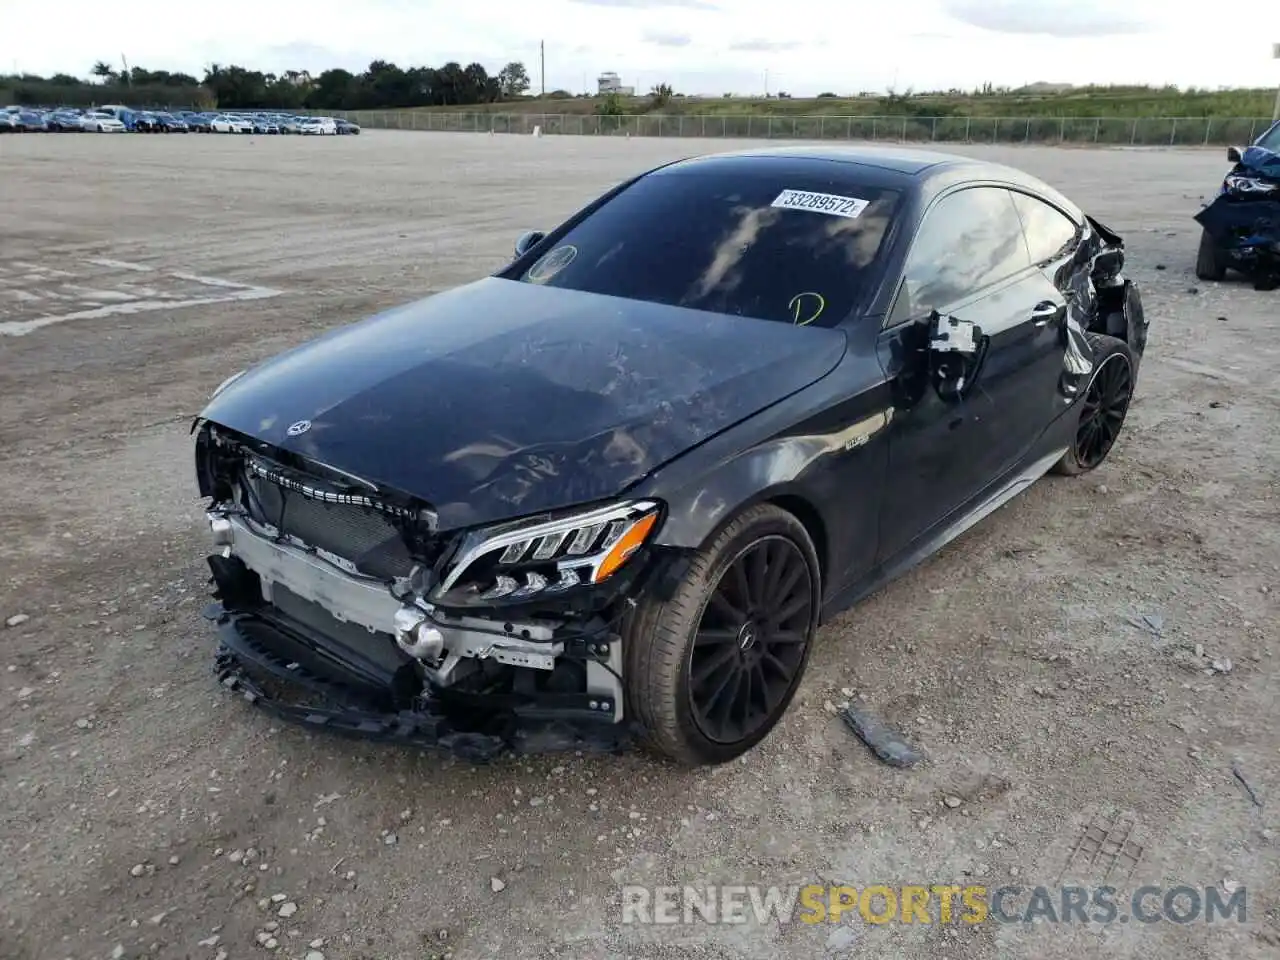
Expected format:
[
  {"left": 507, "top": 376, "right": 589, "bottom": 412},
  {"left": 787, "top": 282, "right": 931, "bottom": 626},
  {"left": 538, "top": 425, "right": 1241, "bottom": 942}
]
[
  {"left": 623, "top": 503, "right": 820, "bottom": 765},
  {"left": 687, "top": 534, "right": 813, "bottom": 745},
  {"left": 1073, "top": 352, "right": 1133, "bottom": 470}
]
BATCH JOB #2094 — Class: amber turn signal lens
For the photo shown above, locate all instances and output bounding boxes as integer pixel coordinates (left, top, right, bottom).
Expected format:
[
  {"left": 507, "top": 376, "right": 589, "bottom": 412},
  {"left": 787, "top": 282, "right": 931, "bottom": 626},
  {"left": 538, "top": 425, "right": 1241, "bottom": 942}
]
[{"left": 592, "top": 512, "right": 659, "bottom": 582}]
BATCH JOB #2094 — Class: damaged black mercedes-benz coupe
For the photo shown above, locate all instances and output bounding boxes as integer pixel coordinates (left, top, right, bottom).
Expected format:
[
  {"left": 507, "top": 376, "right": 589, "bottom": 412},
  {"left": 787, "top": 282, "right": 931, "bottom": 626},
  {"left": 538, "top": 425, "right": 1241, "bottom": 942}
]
[{"left": 193, "top": 145, "right": 1149, "bottom": 766}]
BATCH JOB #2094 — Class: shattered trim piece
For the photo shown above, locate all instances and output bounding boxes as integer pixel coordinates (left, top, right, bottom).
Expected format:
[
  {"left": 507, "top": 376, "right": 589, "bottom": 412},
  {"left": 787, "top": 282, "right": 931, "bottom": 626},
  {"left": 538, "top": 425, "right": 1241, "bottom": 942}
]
[{"left": 837, "top": 705, "right": 924, "bottom": 768}]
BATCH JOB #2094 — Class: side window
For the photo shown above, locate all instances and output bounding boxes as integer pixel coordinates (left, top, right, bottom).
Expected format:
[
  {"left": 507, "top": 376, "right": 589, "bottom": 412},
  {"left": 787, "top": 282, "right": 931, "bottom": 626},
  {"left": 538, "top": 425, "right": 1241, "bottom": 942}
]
[
  {"left": 1011, "top": 191, "right": 1079, "bottom": 265},
  {"left": 888, "top": 187, "right": 1029, "bottom": 325}
]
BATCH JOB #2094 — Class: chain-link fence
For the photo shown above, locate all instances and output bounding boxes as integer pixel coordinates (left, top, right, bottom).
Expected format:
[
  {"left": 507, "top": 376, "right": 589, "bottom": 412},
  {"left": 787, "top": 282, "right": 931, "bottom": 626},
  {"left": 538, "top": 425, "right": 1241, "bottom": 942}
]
[{"left": 317, "top": 110, "right": 1274, "bottom": 146}]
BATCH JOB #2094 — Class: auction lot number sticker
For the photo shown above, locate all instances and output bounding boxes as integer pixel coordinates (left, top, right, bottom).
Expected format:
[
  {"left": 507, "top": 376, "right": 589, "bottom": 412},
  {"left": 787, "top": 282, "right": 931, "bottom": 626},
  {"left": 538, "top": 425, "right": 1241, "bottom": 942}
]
[{"left": 771, "top": 189, "right": 869, "bottom": 219}]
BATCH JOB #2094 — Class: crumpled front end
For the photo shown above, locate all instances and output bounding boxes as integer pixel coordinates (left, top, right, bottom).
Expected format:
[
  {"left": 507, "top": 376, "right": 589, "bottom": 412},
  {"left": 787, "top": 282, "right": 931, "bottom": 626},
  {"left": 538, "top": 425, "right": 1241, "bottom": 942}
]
[
  {"left": 1195, "top": 146, "right": 1280, "bottom": 287},
  {"left": 195, "top": 420, "right": 676, "bottom": 760}
]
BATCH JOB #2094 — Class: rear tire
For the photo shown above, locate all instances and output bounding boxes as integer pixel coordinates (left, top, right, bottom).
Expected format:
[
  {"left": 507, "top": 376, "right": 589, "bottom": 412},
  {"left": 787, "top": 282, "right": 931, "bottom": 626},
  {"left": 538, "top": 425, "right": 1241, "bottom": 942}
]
[
  {"left": 1195, "top": 228, "right": 1227, "bottom": 282},
  {"left": 1052, "top": 334, "right": 1137, "bottom": 477},
  {"left": 622, "top": 504, "right": 820, "bottom": 766}
]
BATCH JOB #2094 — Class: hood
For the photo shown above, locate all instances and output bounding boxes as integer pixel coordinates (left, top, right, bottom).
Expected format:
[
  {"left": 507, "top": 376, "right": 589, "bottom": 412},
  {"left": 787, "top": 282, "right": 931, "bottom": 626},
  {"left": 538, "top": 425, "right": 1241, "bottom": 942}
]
[
  {"left": 1240, "top": 145, "right": 1280, "bottom": 178},
  {"left": 200, "top": 277, "right": 847, "bottom": 530}
]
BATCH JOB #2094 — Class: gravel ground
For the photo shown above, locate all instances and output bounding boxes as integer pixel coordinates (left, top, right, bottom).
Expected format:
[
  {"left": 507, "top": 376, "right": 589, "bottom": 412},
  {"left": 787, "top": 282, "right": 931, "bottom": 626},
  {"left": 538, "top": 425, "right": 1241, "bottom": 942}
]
[{"left": 0, "top": 131, "right": 1277, "bottom": 960}]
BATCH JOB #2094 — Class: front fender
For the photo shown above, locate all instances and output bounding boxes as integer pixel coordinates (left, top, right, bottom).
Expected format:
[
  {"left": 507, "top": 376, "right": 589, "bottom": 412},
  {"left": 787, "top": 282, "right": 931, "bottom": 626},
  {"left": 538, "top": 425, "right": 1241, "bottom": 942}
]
[{"left": 635, "top": 368, "right": 894, "bottom": 598}]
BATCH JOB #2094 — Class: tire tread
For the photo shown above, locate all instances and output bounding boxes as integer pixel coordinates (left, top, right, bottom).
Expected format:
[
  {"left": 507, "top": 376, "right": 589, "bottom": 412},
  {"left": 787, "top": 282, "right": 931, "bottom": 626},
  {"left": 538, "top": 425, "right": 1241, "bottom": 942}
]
[{"left": 1195, "top": 228, "right": 1227, "bottom": 282}]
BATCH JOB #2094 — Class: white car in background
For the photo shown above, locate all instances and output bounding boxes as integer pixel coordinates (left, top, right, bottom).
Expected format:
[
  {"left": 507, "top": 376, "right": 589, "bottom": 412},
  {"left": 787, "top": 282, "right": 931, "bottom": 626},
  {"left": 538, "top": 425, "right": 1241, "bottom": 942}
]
[
  {"left": 298, "top": 117, "right": 337, "bottom": 135},
  {"left": 80, "top": 111, "right": 126, "bottom": 132},
  {"left": 210, "top": 114, "right": 253, "bottom": 134}
]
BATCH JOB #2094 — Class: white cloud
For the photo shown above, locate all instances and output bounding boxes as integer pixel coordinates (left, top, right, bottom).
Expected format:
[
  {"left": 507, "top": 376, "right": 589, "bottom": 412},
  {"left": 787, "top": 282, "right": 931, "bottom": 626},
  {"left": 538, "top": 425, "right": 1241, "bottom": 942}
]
[
  {"left": 7, "top": 0, "right": 1280, "bottom": 95},
  {"left": 728, "top": 40, "right": 804, "bottom": 53},
  {"left": 642, "top": 31, "right": 694, "bottom": 48},
  {"left": 941, "top": 0, "right": 1154, "bottom": 37},
  {"left": 570, "top": 0, "right": 719, "bottom": 8}
]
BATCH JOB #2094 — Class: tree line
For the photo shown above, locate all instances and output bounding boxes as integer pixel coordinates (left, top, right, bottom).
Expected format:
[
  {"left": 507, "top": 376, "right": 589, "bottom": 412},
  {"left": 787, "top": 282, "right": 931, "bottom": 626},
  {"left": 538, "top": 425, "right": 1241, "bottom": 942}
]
[{"left": 0, "top": 59, "right": 533, "bottom": 110}]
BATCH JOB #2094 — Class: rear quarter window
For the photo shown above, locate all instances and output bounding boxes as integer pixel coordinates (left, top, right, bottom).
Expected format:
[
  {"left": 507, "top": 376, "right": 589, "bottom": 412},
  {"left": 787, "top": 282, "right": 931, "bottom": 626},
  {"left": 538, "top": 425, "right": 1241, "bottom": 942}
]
[{"left": 1011, "top": 191, "right": 1080, "bottom": 265}]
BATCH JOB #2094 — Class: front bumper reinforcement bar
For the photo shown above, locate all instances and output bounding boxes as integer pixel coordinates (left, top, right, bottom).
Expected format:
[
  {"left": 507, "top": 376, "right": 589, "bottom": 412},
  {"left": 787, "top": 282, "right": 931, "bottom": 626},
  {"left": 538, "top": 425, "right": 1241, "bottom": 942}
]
[{"left": 205, "top": 603, "right": 635, "bottom": 762}]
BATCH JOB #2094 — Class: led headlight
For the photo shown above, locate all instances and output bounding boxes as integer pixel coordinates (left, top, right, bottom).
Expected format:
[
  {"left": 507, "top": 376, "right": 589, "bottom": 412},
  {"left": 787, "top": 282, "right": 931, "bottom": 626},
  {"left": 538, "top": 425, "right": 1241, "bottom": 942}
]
[
  {"left": 1224, "top": 174, "right": 1278, "bottom": 196},
  {"left": 431, "top": 500, "right": 661, "bottom": 604}
]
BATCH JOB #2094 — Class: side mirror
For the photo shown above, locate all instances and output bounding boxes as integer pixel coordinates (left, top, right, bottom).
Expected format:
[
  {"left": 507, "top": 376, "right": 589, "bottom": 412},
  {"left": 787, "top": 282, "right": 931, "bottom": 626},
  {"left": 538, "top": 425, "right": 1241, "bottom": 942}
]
[
  {"left": 1227, "top": 146, "right": 1242, "bottom": 163},
  {"left": 514, "top": 230, "right": 545, "bottom": 259}
]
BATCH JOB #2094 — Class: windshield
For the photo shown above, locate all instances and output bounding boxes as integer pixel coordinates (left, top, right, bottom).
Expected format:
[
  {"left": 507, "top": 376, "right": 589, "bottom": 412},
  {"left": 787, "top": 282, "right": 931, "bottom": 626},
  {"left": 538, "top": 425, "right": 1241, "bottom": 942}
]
[
  {"left": 1256, "top": 122, "right": 1280, "bottom": 153},
  {"left": 513, "top": 165, "right": 900, "bottom": 327}
]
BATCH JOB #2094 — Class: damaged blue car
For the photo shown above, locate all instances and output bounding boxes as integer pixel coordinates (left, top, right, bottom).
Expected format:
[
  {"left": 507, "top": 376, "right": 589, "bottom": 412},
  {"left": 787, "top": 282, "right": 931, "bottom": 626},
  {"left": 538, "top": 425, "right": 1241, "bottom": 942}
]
[{"left": 1195, "top": 121, "right": 1280, "bottom": 288}]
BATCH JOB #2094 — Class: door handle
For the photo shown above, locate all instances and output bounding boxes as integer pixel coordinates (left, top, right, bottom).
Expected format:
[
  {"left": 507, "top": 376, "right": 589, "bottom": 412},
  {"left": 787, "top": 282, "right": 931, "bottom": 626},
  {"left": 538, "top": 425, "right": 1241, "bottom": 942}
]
[{"left": 1031, "top": 301, "right": 1062, "bottom": 327}]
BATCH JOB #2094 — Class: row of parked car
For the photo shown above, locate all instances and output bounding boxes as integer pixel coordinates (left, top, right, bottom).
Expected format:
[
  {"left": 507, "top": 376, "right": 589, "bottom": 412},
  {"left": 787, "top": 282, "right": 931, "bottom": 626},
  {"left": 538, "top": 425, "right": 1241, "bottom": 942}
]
[{"left": 0, "top": 105, "right": 360, "bottom": 135}]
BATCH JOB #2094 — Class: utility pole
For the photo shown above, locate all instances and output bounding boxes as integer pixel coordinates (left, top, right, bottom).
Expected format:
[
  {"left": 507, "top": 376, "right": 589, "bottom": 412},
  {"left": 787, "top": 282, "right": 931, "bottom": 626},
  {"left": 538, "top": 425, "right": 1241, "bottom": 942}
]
[
  {"left": 1273, "top": 42, "right": 1280, "bottom": 123},
  {"left": 540, "top": 40, "right": 545, "bottom": 97}
]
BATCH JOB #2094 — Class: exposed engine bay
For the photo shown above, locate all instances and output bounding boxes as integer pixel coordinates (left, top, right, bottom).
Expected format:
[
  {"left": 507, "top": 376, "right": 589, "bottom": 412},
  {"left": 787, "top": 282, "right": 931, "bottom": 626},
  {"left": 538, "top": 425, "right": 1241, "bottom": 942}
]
[{"left": 194, "top": 422, "right": 670, "bottom": 760}]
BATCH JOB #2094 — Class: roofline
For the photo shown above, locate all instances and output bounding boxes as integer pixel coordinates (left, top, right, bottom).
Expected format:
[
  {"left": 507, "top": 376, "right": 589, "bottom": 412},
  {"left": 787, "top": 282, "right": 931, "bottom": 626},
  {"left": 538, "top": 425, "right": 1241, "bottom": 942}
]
[
  {"left": 662, "top": 145, "right": 994, "bottom": 179},
  {"left": 727, "top": 151, "right": 956, "bottom": 176}
]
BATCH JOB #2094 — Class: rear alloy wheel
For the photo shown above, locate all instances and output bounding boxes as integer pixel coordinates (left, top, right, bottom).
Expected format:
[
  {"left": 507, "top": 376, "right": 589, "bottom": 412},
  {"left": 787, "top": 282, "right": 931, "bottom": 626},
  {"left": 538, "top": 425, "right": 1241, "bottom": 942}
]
[
  {"left": 623, "top": 503, "right": 820, "bottom": 765},
  {"left": 1052, "top": 335, "right": 1136, "bottom": 476}
]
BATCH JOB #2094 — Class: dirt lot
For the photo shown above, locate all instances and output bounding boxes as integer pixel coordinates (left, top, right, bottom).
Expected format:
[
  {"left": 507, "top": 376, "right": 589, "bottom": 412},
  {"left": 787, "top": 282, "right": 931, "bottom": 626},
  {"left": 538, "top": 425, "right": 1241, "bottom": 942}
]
[{"left": 0, "top": 131, "right": 1277, "bottom": 960}]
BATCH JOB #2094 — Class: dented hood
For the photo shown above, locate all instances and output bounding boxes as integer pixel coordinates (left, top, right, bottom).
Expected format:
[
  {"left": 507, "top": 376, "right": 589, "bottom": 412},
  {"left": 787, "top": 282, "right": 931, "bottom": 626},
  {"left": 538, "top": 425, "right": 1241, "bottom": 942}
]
[
  {"left": 1239, "top": 145, "right": 1280, "bottom": 178},
  {"left": 200, "top": 277, "right": 847, "bottom": 529}
]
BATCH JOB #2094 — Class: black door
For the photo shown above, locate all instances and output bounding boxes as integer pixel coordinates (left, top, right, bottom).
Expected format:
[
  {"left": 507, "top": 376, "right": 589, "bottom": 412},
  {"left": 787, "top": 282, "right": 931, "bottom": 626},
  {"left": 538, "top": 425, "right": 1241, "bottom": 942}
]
[{"left": 875, "top": 185, "right": 1070, "bottom": 563}]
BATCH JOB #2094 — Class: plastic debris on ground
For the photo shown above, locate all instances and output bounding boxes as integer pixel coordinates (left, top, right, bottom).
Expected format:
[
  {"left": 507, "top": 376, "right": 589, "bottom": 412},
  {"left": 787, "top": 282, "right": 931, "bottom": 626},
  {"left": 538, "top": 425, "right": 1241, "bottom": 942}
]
[{"left": 837, "top": 705, "right": 925, "bottom": 768}]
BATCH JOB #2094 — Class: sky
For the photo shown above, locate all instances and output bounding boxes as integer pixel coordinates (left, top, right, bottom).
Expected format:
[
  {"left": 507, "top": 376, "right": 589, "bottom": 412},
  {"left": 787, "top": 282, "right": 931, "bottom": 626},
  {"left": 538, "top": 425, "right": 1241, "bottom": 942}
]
[{"left": 7, "top": 0, "right": 1280, "bottom": 95}]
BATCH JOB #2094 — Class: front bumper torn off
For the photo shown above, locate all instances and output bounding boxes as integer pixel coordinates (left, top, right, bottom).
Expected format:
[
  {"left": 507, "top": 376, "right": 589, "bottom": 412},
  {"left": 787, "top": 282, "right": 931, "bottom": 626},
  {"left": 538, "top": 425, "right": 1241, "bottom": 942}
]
[
  {"left": 206, "top": 599, "right": 636, "bottom": 761},
  {"left": 195, "top": 423, "right": 656, "bottom": 760}
]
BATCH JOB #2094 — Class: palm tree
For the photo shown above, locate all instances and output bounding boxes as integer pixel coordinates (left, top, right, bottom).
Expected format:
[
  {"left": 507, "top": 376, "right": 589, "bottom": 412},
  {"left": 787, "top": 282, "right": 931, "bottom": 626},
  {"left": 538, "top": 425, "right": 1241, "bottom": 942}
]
[{"left": 91, "top": 61, "right": 116, "bottom": 83}]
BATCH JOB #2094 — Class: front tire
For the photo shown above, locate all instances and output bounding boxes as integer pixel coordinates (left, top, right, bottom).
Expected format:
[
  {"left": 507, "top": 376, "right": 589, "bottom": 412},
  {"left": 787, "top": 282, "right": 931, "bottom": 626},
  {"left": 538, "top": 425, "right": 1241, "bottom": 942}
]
[
  {"left": 623, "top": 503, "right": 820, "bottom": 766},
  {"left": 1195, "top": 228, "right": 1227, "bottom": 282},
  {"left": 1052, "top": 334, "right": 1137, "bottom": 477}
]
